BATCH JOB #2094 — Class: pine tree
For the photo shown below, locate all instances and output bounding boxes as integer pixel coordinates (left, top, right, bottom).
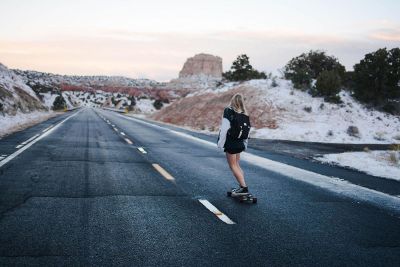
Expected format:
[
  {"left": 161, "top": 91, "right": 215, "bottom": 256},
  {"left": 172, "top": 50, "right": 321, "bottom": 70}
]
[
  {"left": 352, "top": 47, "right": 400, "bottom": 110},
  {"left": 223, "top": 54, "right": 267, "bottom": 81},
  {"left": 52, "top": 95, "right": 66, "bottom": 110}
]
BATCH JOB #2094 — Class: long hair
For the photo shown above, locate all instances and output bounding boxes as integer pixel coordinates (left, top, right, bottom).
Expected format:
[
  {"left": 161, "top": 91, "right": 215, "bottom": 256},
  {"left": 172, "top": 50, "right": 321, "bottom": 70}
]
[{"left": 230, "top": 93, "right": 247, "bottom": 114}]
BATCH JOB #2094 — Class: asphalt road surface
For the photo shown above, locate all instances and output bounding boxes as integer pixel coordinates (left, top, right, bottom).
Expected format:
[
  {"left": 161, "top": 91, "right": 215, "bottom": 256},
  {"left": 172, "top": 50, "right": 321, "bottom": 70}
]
[{"left": 0, "top": 108, "right": 399, "bottom": 266}]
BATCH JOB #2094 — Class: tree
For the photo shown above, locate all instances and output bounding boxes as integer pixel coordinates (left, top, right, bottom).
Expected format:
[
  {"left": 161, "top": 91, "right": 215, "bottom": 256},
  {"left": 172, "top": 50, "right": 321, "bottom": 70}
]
[
  {"left": 284, "top": 50, "right": 345, "bottom": 90},
  {"left": 352, "top": 47, "right": 400, "bottom": 109},
  {"left": 313, "top": 70, "right": 342, "bottom": 103},
  {"left": 223, "top": 54, "right": 267, "bottom": 81},
  {"left": 52, "top": 95, "right": 66, "bottom": 110},
  {"left": 153, "top": 99, "right": 163, "bottom": 110}
]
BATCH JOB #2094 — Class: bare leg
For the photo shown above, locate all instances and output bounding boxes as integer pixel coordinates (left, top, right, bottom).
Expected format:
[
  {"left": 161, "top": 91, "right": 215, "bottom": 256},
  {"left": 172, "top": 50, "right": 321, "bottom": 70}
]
[
  {"left": 236, "top": 153, "right": 244, "bottom": 178},
  {"left": 226, "top": 153, "right": 246, "bottom": 187}
]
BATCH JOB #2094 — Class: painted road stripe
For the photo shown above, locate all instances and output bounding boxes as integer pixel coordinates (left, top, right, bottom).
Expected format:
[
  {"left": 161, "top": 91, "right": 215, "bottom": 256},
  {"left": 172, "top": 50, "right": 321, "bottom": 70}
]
[
  {"left": 137, "top": 147, "right": 147, "bottom": 154},
  {"left": 198, "top": 199, "right": 236, "bottom": 225},
  {"left": 152, "top": 163, "right": 174, "bottom": 181},
  {"left": 42, "top": 125, "right": 53, "bottom": 133},
  {"left": 113, "top": 127, "right": 118, "bottom": 132},
  {"left": 124, "top": 138, "right": 133, "bottom": 145},
  {"left": 15, "top": 145, "right": 24, "bottom": 149},
  {"left": 0, "top": 110, "right": 82, "bottom": 168},
  {"left": 119, "top": 114, "right": 400, "bottom": 217},
  {"left": 1, "top": 155, "right": 7, "bottom": 157},
  {"left": 121, "top": 132, "right": 126, "bottom": 136},
  {"left": 21, "top": 134, "right": 40, "bottom": 145},
  {"left": 0, "top": 157, "right": 4, "bottom": 161}
]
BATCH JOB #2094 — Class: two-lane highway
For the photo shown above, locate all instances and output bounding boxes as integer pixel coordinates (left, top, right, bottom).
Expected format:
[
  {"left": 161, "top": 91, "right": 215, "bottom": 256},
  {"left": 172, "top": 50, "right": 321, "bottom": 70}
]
[{"left": 0, "top": 108, "right": 399, "bottom": 266}]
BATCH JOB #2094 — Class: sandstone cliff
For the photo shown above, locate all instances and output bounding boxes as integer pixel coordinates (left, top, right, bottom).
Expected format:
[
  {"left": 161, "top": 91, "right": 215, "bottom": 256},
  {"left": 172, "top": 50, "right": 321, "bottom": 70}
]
[{"left": 169, "top": 53, "right": 223, "bottom": 89}]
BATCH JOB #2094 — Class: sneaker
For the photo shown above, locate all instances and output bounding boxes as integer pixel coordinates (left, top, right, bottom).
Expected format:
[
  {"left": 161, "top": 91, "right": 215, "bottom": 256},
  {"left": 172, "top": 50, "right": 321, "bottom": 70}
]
[{"left": 231, "top": 186, "right": 249, "bottom": 196}]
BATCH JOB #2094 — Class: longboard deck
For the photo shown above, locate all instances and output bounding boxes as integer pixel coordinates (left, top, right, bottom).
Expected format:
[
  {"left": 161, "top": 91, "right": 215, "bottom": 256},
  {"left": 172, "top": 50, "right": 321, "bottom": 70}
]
[{"left": 227, "top": 190, "right": 257, "bottom": 204}]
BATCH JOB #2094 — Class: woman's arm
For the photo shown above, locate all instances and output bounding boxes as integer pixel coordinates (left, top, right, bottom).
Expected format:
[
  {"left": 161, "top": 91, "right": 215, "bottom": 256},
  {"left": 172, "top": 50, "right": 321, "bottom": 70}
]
[
  {"left": 217, "top": 117, "right": 230, "bottom": 149},
  {"left": 243, "top": 127, "right": 251, "bottom": 150}
]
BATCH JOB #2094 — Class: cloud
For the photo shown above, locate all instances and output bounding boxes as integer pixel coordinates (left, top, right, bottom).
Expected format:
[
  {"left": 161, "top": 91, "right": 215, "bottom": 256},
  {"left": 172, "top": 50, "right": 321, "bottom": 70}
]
[
  {"left": 0, "top": 29, "right": 397, "bottom": 81},
  {"left": 370, "top": 28, "right": 400, "bottom": 42}
]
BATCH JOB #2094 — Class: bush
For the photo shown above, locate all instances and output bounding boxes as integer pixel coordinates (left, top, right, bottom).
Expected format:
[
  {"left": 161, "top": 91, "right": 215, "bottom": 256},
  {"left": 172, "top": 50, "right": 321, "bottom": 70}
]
[
  {"left": 153, "top": 99, "right": 163, "bottom": 110},
  {"left": 223, "top": 54, "right": 267, "bottom": 81},
  {"left": 284, "top": 50, "right": 345, "bottom": 90},
  {"left": 313, "top": 70, "right": 342, "bottom": 103},
  {"left": 352, "top": 47, "right": 400, "bottom": 108},
  {"left": 52, "top": 95, "right": 66, "bottom": 110},
  {"left": 128, "top": 96, "right": 136, "bottom": 107}
]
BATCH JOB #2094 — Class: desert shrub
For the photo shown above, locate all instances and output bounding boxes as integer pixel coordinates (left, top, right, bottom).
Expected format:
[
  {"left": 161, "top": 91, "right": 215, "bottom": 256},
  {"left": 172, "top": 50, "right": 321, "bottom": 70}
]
[
  {"left": 271, "top": 77, "right": 278, "bottom": 87},
  {"left": 312, "top": 70, "right": 342, "bottom": 103},
  {"left": 284, "top": 50, "right": 345, "bottom": 90},
  {"left": 153, "top": 99, "right": 163, "bottom": 110},
  {"left": 223, "top": 54, "right": 267, "bottom": 81},
  {"left": 352, "top": 48, "right": 400, "bottom": 108},
  {"left": 128, "top": 96, "right": 136, "bottom": 107},
  {"left": 303, "top": 106, "right": 312, "bottom": 113},
  {"left": 52, "top": 95, "right": 66, "bottom": 110}
]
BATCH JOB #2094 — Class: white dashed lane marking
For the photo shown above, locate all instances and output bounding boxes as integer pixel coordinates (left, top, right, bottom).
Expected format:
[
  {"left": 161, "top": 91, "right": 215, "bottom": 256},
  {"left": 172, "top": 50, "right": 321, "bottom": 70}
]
[
  {"left": 137, "top": 147, "right": 147, "bottom": 154},
  {"left": 124, "top": 138, "right": 133, "bottom": 145},
  {"left": 198, "top": 199, "right": 236, "bottom": 225},
  {"left": 121, "top": 132, "right": 126, "bottom": 136},
  {"left": 15, "top": 145, "right": 23, "bottom": 149},
  {"left": 42, "top": 125, "right": 53, "bottom": 133},
  {"left": 21, "top": 134, "right": 40, "bottom": 145},
  {"left": 152, "top": 164, "right": 174, "bottom": 181}
]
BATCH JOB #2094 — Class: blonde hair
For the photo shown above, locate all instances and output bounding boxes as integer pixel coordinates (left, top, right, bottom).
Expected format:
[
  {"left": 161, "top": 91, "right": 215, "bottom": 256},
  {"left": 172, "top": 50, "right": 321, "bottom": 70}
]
[{"left": 230, "top": 93, "right": 247, "bottom": 114}]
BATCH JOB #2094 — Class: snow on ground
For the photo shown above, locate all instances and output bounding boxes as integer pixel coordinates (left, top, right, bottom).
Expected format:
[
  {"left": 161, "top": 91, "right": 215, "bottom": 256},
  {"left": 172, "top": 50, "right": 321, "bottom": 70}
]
[
  {"left": 39, "top": 92, "right": 58, "bottom": 109},
  {"left": 0, "top": 111, "right": 59, "bottom": 139},
  {"left": 186, "top": 79, "right": 400, "bottom": 144},
  {"left": 315, "top": 151, "right": 400, "bottom": 181},
  {"left": 136, "top": 99, "right": 156, "bottom": 114}
]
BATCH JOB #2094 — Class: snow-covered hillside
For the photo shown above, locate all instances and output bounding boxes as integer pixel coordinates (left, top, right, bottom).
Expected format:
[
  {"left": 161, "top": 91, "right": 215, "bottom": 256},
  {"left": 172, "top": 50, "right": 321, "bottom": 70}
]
[
  {"left": 61, "top": 90, "right": 160, "bottom": 113},
  {"left": 0, "top": 63, "right": 46, "bottom": 115},
  {"left": 14, "top": 69, "right": 163, "bottom": 89},
  {"left": 152, "top": 79, "right": 400, "bottom": 144}
]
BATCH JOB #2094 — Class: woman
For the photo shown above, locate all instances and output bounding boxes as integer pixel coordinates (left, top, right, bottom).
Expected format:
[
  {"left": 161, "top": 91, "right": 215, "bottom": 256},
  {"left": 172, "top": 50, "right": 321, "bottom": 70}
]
[{"left": 217, "top": 93, "right": 251, "bottom": 196}]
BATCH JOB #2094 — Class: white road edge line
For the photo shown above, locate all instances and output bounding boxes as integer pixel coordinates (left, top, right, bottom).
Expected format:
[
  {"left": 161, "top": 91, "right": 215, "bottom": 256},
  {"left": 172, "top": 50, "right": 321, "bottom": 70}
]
[
  {"left": 117, "top": 114, "right": 400, "bottom": 216},
  {"left": 124, "top": 138, "right": 133, "bottom": 145},
  {"left": 0, "top": 110, "right": 82, "bottom": 168},
  {"left": 198, "top": 199, "right": 236, "bottom": 224},
  {"left": 152, "top": 163, "right": 174, "bottom": 181},
  {"left": 137, "top": 147, "right": 147, "bottom": 154}
]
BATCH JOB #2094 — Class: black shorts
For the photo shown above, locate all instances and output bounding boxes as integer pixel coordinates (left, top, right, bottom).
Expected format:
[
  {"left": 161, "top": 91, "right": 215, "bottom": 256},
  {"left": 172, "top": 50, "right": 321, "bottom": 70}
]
[
  {"left": 224, "top": 140, "right": 245, "bottom": 154},
  {"left": 224, "top": 147, "right": 245, "bottom": 154}
]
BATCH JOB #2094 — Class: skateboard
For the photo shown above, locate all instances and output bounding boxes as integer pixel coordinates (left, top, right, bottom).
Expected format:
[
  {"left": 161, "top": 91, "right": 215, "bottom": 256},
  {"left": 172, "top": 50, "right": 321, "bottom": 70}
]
[{"left": 227, "top": 188, "right": 257, "bottom": 204}]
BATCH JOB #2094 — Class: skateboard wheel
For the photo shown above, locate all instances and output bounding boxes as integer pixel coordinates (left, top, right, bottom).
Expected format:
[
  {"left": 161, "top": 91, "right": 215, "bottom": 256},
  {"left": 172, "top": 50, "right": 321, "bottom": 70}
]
[{"left": 227, "top": 191, "right": 232, "bottom": 197}]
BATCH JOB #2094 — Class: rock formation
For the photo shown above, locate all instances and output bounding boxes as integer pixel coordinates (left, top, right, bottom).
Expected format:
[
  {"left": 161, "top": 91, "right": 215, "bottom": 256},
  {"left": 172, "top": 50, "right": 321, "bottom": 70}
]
[
  {"left": 179, "top": 53, "right": 222, "bottom": 78},
  {"left": 169, "top": 53, "right": 223, "bottom": 89}
]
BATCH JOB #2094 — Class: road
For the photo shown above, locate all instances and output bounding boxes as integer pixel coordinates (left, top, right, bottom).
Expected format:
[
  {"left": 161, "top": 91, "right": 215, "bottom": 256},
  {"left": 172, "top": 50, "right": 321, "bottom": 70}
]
[{"left": 0, "top": 108, "right": 399, "bottom": 266}]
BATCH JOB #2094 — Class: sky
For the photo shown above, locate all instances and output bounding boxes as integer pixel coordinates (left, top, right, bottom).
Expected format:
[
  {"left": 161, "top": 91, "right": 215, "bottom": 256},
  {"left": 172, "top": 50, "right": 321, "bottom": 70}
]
[{"left": 0, "top": 0, "right": 399, "bottom": 81}]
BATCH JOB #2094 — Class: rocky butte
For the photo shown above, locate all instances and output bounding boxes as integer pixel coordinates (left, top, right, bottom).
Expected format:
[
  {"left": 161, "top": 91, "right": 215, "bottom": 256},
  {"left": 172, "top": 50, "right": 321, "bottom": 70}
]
[{"left": 169, "top": 53, "right": 223, "bottom": 89}]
